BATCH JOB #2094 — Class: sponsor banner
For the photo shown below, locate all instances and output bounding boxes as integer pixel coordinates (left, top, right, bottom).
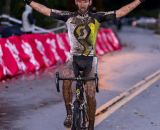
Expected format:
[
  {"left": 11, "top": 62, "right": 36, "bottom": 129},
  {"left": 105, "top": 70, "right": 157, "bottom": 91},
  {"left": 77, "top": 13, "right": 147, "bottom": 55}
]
[
  {"left": 45, "top": 33, "right": 67, "bottom": 63},
  {"left": 0, "top": 29, "right": 121, "bottom": 80}
]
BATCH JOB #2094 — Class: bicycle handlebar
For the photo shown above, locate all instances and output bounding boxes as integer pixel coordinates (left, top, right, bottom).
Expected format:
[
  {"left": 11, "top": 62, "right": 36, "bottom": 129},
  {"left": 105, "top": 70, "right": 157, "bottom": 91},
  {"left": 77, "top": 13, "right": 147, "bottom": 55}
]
[
  {"left": 58, "top": 77, "right": 96, "bottom": 81},
  {"left": 55, "top": 72, "right": 99, "bottom": 93}
]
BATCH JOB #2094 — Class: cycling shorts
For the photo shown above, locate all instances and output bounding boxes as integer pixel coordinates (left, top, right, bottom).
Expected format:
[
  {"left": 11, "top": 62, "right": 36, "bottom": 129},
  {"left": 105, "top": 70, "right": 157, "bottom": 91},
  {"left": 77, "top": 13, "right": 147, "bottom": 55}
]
[{"left": 60, "top": 55, "right": 98, "bottom": 78}]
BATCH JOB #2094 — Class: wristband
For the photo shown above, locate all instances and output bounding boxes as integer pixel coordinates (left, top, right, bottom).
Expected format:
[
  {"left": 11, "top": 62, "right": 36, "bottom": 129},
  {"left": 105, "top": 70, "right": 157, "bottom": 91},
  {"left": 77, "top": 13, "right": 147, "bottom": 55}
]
[{"left": 24, "top": 0, "right": 33, "bottom": 5}]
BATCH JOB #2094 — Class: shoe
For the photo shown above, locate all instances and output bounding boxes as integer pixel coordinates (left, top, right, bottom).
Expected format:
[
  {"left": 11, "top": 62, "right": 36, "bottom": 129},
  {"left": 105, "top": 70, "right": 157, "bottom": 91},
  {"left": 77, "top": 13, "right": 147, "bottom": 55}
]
[{"left": 64, "top": 115, "right": 72, "bottom": 128}]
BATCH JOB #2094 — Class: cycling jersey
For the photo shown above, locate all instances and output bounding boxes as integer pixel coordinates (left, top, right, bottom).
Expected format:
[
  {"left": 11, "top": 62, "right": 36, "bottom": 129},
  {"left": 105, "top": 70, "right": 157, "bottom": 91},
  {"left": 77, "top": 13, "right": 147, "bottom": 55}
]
[{"left": 50, "top": 9, "right": 116, "bottom": 56}]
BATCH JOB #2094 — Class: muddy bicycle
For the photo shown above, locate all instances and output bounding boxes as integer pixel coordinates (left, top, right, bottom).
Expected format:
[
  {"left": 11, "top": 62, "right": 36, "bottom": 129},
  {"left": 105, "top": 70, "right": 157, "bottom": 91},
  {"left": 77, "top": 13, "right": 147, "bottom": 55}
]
[{"left": 56, "top": 71, "right": 99, "bottom": 130}]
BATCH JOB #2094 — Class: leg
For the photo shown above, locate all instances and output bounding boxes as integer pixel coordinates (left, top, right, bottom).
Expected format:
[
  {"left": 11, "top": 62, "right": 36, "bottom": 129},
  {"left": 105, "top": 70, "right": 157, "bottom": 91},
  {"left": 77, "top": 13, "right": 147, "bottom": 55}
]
[
  {"left": 84, "top": 57, "right": 98, "bottom": 130},
  {"left": 63, "top": 80, "right": 72, "bottom": 116},
  {"left": 63, "top": 80, "right": 73, "bottom": 128},
  {"left": 85, "top": 81, "right": 96, "bottom": 130},
  {"left": 61, "top": 62, "right": 74, "bottom": 128}
]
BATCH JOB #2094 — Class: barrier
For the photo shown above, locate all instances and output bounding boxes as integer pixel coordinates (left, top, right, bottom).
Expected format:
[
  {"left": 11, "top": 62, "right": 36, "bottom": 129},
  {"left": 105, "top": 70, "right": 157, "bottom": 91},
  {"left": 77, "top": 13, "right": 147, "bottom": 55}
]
[{"left": 0, "top": 28, "right": 121, "bottom": 80}]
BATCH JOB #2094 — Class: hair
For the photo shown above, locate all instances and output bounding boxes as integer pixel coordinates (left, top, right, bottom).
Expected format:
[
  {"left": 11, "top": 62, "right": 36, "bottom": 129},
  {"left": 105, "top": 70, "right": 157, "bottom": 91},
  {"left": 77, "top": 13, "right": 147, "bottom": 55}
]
[{"left": 75, "top": 0, "right": 93, "bottom": 6}]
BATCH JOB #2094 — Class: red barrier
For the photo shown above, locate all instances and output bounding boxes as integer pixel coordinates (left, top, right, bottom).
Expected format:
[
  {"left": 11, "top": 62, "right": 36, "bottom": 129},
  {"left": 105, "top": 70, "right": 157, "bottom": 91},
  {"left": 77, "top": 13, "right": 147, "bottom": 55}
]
[{"left": 0, "top": 28, "right": 121, "bottom": 80}]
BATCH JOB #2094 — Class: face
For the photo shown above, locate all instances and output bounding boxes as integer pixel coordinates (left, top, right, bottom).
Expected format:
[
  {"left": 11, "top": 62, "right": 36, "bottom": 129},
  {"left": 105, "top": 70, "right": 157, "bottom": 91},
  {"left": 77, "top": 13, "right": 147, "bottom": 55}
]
[{"left": 75, "top": 0, "right": 92, "bottom": 13}]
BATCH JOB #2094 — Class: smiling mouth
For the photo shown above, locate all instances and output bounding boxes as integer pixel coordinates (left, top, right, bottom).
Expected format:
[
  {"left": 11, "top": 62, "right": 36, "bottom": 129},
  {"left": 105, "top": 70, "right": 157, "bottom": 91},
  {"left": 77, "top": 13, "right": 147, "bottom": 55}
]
[
  {"left": 81, "top": 7, "right": 87, "bottom": 11},
  {"left": 81, "top": 7, "right": 86, "bottom": 9}
]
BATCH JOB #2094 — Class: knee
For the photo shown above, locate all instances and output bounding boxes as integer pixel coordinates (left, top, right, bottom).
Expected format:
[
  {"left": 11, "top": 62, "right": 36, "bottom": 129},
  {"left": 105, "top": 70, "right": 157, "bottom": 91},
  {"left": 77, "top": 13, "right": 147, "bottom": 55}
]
[
  {"left": 85, "top": 82, "right": 96, "bottom": 99},
  {"left": 87, "top": 92, "right": 96, "bottom": 99}
]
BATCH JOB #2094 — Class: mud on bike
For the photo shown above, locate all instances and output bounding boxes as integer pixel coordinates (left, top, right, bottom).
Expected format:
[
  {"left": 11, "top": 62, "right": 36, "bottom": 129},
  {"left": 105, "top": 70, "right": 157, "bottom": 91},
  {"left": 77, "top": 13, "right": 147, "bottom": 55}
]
[{"left": 55, "top": 70, "right": 99, "bottom": 130}]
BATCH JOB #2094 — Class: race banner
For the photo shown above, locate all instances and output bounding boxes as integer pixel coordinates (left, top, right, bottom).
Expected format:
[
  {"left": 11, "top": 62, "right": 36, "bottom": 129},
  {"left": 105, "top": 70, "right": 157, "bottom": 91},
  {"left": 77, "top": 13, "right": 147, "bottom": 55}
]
[{"left": 0, "top": 28, "right": 121, "bottom": 80}]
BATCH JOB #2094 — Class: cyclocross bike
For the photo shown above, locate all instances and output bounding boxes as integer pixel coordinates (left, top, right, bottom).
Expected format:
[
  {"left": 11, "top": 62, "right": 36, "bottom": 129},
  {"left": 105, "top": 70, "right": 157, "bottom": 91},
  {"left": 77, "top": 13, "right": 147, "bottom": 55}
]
[{"left": 56, "top": 71, "right": 99, "bottom": 130}]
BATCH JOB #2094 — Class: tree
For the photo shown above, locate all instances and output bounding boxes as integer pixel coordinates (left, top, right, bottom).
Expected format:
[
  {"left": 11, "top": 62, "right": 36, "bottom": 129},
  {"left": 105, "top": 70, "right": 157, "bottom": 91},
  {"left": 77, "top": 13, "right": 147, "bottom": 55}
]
[{"left": 3, "top": 0, "right": 11, "bottom": 14}]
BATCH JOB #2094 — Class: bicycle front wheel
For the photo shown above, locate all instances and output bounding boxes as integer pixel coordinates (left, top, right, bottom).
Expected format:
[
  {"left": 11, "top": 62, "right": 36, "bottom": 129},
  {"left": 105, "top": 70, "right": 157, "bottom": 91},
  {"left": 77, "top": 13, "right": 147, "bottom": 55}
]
[{"left": 71, "top": 100, "right": 81, "bottom": 130}]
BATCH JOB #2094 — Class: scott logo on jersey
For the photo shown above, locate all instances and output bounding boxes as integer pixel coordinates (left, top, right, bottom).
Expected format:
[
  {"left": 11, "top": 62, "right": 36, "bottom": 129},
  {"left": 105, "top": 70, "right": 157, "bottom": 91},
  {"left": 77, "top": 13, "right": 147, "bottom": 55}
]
[{"left": 74, "top": 18, "right": 100, "bottom": 56}]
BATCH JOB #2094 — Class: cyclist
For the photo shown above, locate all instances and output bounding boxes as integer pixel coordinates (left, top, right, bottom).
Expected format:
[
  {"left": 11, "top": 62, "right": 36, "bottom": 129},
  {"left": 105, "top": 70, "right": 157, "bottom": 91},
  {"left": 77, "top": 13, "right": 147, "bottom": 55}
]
[{"left": 24, "top": 0, "right": 145, "bottom": 129}]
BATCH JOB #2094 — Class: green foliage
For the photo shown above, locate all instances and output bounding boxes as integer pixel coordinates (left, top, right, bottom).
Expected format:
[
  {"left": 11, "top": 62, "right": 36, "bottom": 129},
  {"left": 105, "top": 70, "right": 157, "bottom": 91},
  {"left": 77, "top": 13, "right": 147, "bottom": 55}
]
[
  {"left": 128, "top": 9, "right": 159, "bottom": 18},
  {"left": 32, "top": 0, "right": 68, "bottom": 28},
  {"left": 0, "top": 0, "right": 159, "bottom": 28},
  {"left": 10, "top": 0, "right": 25, "bottom": 19},
  {"left": 0, "top": 1, "right": 6, "bottom": 13},
  {"left": 0, "top": 0, "right": 68, "bottom": 28}
]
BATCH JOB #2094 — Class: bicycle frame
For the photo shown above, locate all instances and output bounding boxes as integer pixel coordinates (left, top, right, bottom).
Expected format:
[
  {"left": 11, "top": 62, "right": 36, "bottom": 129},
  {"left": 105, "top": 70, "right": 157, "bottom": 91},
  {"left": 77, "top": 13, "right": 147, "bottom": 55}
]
[{"left": 55, "top": 72, "right": 99, "bottom": 130}]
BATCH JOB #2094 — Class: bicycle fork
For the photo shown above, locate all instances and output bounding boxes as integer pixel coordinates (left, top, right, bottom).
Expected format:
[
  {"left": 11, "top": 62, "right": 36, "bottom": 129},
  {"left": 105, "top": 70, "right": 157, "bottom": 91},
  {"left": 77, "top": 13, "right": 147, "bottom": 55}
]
[{"left": 72, "top": 82, "right": 89, "bottom": 129}]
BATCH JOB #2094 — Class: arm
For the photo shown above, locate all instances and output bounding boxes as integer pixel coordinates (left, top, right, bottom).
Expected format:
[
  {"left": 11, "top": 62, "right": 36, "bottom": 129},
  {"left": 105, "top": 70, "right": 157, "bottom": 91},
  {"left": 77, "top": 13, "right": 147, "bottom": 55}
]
[
  {"left": 30, "top": 1, "right": 51, "bottom": 16},
  {"left": 25, "top": 0, "right": 51, "bottom": 16},
  {"left": 116, "top": 0, "right": 143, "bottom": 18},
  {"left": 24, "top": 0, "right": 71, "bottom": 21}
]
